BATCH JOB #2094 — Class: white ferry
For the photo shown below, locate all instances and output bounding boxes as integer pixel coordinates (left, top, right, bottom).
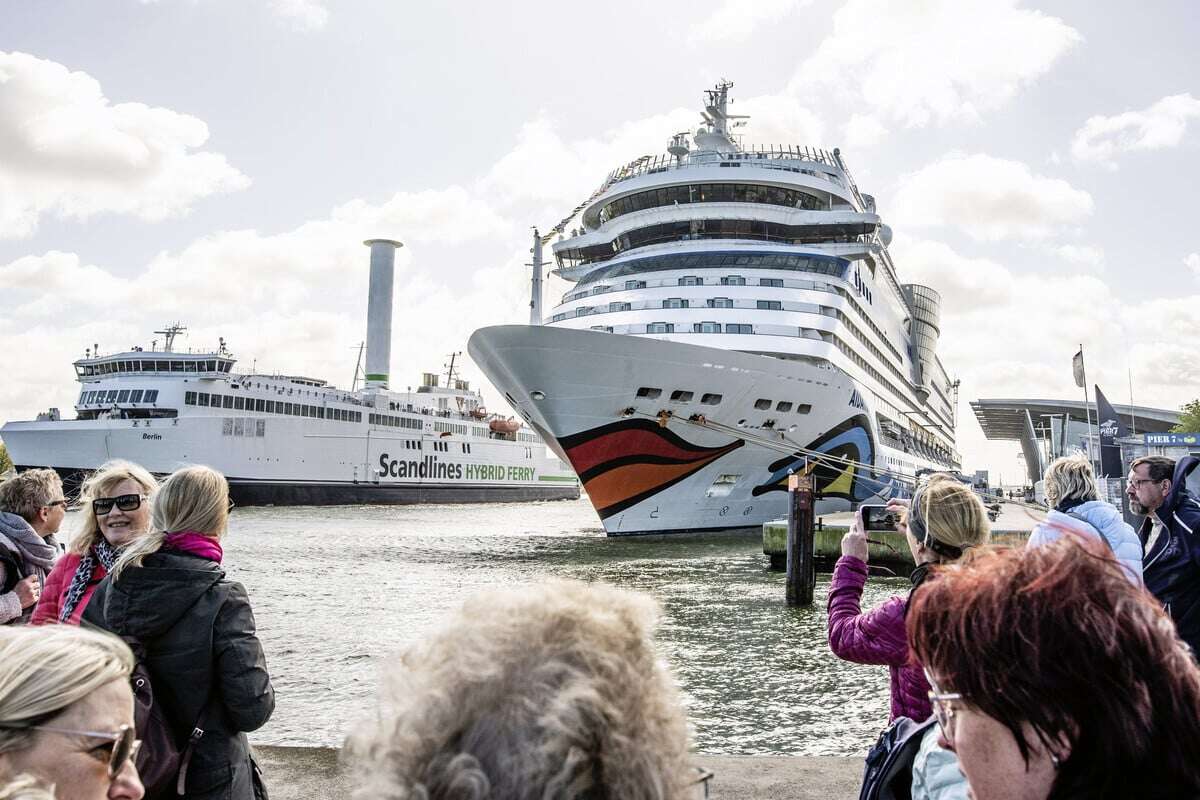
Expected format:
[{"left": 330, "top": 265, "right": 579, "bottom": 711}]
[
  {"left": 1, "top": 240, "right": 580, "bottom": 505},
  {"left": 469, "top": 82, "right": 958, "bottom": 534}
]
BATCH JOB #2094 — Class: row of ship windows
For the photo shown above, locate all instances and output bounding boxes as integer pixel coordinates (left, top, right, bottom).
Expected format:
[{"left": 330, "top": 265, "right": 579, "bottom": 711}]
[
  {"left": 577, "top": 251, "right": 848, "bottom": 285},
  {"left": 634, "top": 386, "right": 813, "bottom": 415},
  {"left": 184, "top": 391, "right": 364, "bottom": 422},
  {"left": 596, "top": 183, "right": 825, "bottom": 225},
  {"left": 78, "top": 359, "right": 232, "bottom": 377},
  {"left": 81, "top": 389, "right": 160, "bottom": 405},
  {"left": 401, "top": 440, "right": 475, "bottom": 454},
  {"left": 558, "top": 298, "right": 793, "bottom": 319},
  {"left": 370, "top": 413, "right": 425, "bottom": 430},
  {"left": 564, "top": 275, "right": 782, "bottom": 302}
]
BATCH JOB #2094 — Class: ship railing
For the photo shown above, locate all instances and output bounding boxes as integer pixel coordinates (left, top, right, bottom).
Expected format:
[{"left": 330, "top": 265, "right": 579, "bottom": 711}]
[
  {"left": 556, "top": 231, "right": 877, "bottom": 271},
  {"left": 603, "top": 146, "right": 845, "bottom": 188}
]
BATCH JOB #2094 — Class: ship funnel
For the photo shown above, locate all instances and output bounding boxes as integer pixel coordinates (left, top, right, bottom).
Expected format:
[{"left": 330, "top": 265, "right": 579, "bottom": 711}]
[
  {"left": 363, "top": 238, "right": 404, "bottom": 390},
  {"left": 902, "top": 283, "right": 941, "bottom": 403}
]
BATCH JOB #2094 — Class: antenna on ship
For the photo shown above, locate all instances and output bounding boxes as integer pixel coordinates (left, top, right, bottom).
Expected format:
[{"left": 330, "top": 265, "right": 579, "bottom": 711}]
[
  {"left": 350, "top": 341, "right": 365, "bottom": 392},
  {"left": 444, "top": 351, "right": 461, "bottom": 389},
  {"left": 529, "top": 227, "right": 544, "bottom": 325},
  {"left": 154, "top": 324, "right": 187, "bottom": 353}
]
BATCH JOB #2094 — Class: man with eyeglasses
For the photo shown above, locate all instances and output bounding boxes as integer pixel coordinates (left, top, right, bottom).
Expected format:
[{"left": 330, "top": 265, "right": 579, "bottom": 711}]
[
  {"left": 0, "top": 469, "right": 67, "bottom": 625},
  {"left": 1128, "top": 455, "right": 1200, "bottom": 655}
]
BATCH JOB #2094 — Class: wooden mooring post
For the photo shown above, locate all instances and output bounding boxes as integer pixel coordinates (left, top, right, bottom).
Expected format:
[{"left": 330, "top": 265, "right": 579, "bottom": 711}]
[{"left": 785, "top": 471, "right": 815, "bottom": 606}]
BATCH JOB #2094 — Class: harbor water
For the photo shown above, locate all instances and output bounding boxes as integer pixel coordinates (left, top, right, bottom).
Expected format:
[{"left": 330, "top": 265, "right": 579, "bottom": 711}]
[{"left": 196, "top": 497, "right": 899, "bottom": 755}]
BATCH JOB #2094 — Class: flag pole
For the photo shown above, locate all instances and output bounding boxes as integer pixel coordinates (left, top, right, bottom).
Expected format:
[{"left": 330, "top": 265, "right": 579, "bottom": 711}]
[
  {"left": 1080, "top": 344, "right": 1095, "bottom": 463},
  {"left": 1128, "top": 368, "right": 1137, "bottom": 436}
]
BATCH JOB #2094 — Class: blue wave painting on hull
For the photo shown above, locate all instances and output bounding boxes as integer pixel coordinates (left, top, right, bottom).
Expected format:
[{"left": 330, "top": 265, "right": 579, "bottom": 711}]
[{"left": 752, "top": 415, "right": 891, "bottom": 501}]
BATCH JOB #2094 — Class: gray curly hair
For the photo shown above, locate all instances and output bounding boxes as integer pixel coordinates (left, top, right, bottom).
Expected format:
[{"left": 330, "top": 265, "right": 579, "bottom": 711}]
[{"left": 346, "top": 579, "right": 695, "bottom": 800}]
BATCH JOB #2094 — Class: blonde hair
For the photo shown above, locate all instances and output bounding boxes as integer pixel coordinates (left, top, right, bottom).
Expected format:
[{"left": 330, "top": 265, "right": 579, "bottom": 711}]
[
  {"left": 1043, "top": 454, "right": 1099, "bottom": 509},
  {"left": 908, "top": 473, "right": 991, "bottom": 560},
  {"left": 111, "top": 465, "right": 229, "bottom": 579},
  {"left": 69, "top": 460, "right": 159, "bottom": 555},
  {"left": 0, "top": 471, "right": 62, "bottom": 525},
  {"left": 0, "top": 626, "right": 133, "bottom": 756},
  {"left": 347, "top": 579, "right": 695, "bottom": 800},
  {"left": 0, "top": 775, "right": 56, "bottom": 800}
]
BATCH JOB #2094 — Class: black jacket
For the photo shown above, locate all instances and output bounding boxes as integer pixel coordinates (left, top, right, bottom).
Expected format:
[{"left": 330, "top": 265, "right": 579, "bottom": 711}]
[
  {"left": 84, "top": 549, "right": 274, "bottom": 799},
  {"left": 1140, "top": 456, "right": 1200, "bottom": 656}
]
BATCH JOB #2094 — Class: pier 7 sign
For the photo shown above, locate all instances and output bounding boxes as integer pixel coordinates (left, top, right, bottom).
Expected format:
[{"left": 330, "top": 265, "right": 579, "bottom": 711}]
[{"left": 378, "top": 453, "right": 535, "bottom": 482}]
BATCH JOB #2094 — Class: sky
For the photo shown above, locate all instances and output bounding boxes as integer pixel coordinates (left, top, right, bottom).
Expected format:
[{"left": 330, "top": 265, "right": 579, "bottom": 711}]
[{"left": 1, "top": 0, "right": 1198, "bottom": 485}]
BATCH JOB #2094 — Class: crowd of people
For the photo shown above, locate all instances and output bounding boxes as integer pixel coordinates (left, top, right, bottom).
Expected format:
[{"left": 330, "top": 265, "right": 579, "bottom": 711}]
[{"left": 2, "top": 451, "right": 1200, "bottom": 799}]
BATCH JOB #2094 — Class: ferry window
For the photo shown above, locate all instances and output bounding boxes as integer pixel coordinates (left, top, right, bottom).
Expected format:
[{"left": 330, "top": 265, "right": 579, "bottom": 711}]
[
  {"left": 105, "top": 390, "right": 119, "bottom": 402},
  {"left": 205, "top": 360, "right": 214, "bottom": 371},
  {"left": 193, "top": 392, "right": 205, "bottom": 405},
  {"left": 754, "top": 398, "right": 772, "bottom": 410},
  {"left": 761, "top": 278, "right": 784, "bottom": 287},
  {"left": 707, "top": 298, "right": 733, "bottom": 308},
  {"left": 636, "top": 387, "right": 662, "bottom": 399},
  {"left": 646, "top": 322, "right": 674, "bottom": 333},
  {"left": 284, "top": 403, "right": 294, "bottom": 415},
  {"left": 222, "top": 396, "right": 234, "bottom": 409},
  {"left": 701, "top": 393, "right": 722, "bottom": 405},
  {"left": 727, "top": 324, "right": 753, "bottom": 334},
  {"left": 255, "top": 399, "right": 265, "bottom": 412},
  {"left": 292, "top": 404, "right": 302, "bottom": 417},
  {"left": 721, "top": 276, "right": 746, "bottom": 286},
  {"left": 266, "top": 400, "right": 275, "bottom": 413},
  {"left": 693, "top": 322, "right": 721, "bottom": 333},
  {"left": 678, "top": 276, "right": 703, "bottom": 286},
  {"left": 591, "top": 285, "right": 610, "bottom": 295},
  {"left": 669, "top": 390, "right": 694, "bottom": 402},
  {"left": 795, "top": 403, "right": 812, "bottom": 414},
  {"left": 757, "top": 300, "right": 782, "bottom": 310},
  {"left": 114, "top": 362, "right": 125, "bottom": 373},
  {"left": 625, "top": 280, "right": 646, "bottom": 290},
  {"left": 222, "top": 362, "right": 232, "bottom": 372},
  {"left": 171, "top": 361, "right": 184, "bottom": 372},
  {"left": 234, "top": 397, "right": 245, "bottom": 410},
  {"left": 776, "top": 401, "right": 793, "bottom": 412},
  {"left": 117, "top": 390, "right": 131, "bottom": 403},
  {"left": 185, "top": 361, "right": 196, "bottom": 371},
  {"left": 609, "top": 302, "right": 631, "bottom": 312},
  {"left": 78, "top": 391, "right": 86, "bottom": 404},
  {"left": 663, "top": 298, "right": 688, "bottom": 309},
  {"left": 155, "top": 361, "right": 168, "bottom": 371},
  {"left": 184, "top": 392, "right": 196, "bottom": 405}
]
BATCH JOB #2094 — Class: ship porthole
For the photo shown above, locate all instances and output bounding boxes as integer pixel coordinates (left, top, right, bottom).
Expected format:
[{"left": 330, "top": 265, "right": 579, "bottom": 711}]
[{"left": 530, "top": 391, "right": 546, "bottom": 401}]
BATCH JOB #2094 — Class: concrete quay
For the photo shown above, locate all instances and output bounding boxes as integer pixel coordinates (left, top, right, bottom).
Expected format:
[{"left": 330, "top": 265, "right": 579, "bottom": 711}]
[{"left": 255, "top": 746, "right": 865, "bottom": 799}]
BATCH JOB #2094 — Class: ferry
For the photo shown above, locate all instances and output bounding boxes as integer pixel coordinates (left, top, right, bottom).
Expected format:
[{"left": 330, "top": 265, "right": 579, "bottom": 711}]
[
  {"left": 1, "top": 240, "right": 580, "bottom": 505},
  {"left": 469, "top": 82, "right": 959, "bottom": 534}
]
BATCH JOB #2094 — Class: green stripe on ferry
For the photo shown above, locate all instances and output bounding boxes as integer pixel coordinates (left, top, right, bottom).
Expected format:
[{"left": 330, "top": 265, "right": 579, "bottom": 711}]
[
  {"left": 364, "top": 373, "right": 388, "bottom": 381},
  {"left": 539, "top": 475, "right": 579, "bottom": 482}
]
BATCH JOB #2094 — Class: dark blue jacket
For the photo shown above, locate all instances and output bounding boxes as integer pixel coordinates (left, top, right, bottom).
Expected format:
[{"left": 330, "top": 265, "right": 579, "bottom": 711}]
[{"left": 1141, "top": 456, "right": 1200, "bottom": 655}]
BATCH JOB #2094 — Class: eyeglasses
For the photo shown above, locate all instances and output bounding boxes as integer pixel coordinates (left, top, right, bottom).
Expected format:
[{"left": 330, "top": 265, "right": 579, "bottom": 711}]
[
  {"left": 924, "top": 669, "right": 963, "bottom": 741},
  {"left": 92, "top": 494, "right": 146, "bottom": 515},
  {"left": 1127, "top": 478, "right": 1166, "bottom": 488},
  {"left": 44, "top": 499, "right": 69, "bottom": 509},
  {"left": 0, "top": 723, "right": 140, "bottom": 778}
]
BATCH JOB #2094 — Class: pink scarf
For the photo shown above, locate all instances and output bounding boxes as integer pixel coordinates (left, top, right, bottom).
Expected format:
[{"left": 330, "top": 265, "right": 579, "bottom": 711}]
[{"left": 163, "top": 531, "right": 223, "bottom": 563}]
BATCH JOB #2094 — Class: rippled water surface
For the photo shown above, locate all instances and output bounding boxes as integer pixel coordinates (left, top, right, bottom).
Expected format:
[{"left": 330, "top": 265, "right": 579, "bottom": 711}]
[{"left": 215, "top": 498, "right": 902, "bottom": 754}]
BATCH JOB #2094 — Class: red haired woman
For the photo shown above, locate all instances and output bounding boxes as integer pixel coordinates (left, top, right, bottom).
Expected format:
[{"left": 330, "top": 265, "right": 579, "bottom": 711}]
[{"left": 909, "top": 540, "right": 1200, "bottom": 800}]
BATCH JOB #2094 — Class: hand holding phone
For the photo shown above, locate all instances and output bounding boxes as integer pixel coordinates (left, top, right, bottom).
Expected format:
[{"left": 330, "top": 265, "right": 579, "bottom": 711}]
[{"left": 860, "top": 504, "right": 899, "bottom": 532}]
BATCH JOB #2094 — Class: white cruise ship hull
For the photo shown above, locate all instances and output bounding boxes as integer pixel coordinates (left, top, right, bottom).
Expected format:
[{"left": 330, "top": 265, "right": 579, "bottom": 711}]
[
  {"left": 2, "top": 415, "right": 580, "bottom": 506},
  {"left": 470, "top": 325, "right": 916, "bottom": 534}
]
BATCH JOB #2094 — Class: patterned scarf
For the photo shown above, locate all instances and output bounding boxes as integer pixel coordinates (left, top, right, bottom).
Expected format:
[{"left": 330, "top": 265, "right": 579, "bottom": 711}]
[{"left": 59, "top": 539, "right": 122, "bottom": 622}]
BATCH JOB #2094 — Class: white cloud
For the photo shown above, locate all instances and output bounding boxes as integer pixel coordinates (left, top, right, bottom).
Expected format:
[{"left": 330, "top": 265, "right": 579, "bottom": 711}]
[
  {"left": 0, "top": 51, "right": 249, "bottom": 239},
  {"left": 267, "top": 0, "right": 328, "bottom": 31},
  {"left": 1186, "top": 252, "right": 1200, "bottom": 281},
  {"left": 890, "top": 153, "right": 1093, "bottom": 241},
  {"left": 1053, "top": 244, "right": 1105, "bottom": 270},
  {"left": 842, "top": 114, "right": 887, "bottom": 150},
  {"left": 1071, "top": 93, "right": 1200, "bottom": 168},
  {"left": 687, "top": 0, "right": 808, "bottom": 44},
  {"left": 792, "top": 0, "right": 1080, "bottom": 127}
]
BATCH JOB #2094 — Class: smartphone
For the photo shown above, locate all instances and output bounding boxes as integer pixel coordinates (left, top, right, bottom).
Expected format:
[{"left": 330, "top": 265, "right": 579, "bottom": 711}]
[{"left": 860, "top": 504, "right": 899, "bottom": 532}]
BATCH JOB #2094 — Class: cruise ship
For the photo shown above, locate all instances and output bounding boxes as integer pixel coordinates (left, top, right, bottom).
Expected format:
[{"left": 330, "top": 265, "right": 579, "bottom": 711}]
[
  {"left": 469, "top": 82, "right": 959, "bottom": 534},
  {"left": 1, "top": 240, "right": 580, "bottom": 505}
]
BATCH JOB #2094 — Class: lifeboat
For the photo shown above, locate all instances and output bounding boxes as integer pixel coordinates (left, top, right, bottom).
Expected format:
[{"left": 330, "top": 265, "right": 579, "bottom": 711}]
[
  {"left": 468, "top": 407, "right": 489, "bottom": 420},
  {"left": 489, "top": 417, "right": 521, "bottom": 434}
]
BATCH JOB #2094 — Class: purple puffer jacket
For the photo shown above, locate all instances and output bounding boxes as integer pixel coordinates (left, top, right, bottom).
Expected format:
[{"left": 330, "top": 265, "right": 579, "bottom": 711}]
[{"left": 827, "top": 555, "right": 932, "bottom": 723}]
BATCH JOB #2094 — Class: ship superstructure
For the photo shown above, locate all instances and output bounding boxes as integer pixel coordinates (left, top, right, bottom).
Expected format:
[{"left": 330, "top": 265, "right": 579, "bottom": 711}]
[
  {"left": 470, "top": 82, "right": 958, "bottom": 533},
  {"left": 3, "top": 242, "right": 579, "bottom": 505}
]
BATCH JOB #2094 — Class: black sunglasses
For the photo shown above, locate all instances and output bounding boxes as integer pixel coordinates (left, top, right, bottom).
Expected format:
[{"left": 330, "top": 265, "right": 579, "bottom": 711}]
[{"left": 92, "top": 494, "right": 146, "bottom": 515}]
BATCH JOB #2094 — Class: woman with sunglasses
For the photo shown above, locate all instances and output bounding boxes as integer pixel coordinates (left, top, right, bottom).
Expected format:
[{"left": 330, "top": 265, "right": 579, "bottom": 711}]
[
  {"left": 828, "top": 473, "right": 990, "bottom": 724},
  {"left": 31, "top": 461, "right": 157, "bottom": 626},
  {"left": 84, "top": 466, "right": 273, "bottom": 800},
  {"left": 0, "top": 625, "right": 144, "bottom": 800},
  {"left": 910, "top": 540, "right": 1200, "bottom": 800}
]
